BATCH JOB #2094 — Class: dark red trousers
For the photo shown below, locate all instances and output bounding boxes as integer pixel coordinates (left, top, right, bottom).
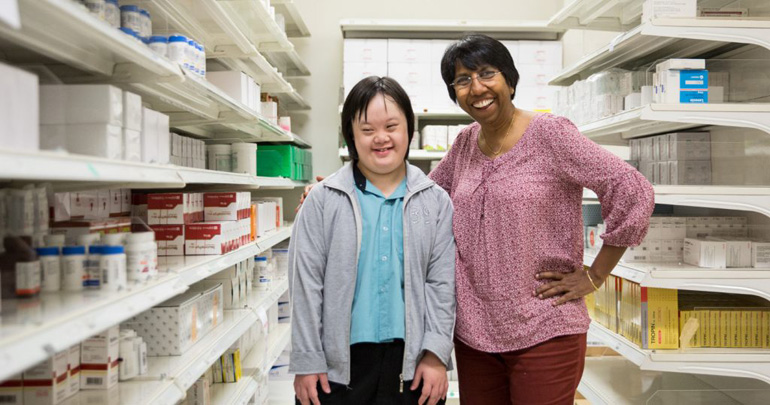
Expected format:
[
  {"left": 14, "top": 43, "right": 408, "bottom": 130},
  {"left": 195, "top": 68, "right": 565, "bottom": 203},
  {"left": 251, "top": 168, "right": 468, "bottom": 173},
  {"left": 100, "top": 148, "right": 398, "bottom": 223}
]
[{"left": 454, "top": 333, "right": 587, "bottom": 405}]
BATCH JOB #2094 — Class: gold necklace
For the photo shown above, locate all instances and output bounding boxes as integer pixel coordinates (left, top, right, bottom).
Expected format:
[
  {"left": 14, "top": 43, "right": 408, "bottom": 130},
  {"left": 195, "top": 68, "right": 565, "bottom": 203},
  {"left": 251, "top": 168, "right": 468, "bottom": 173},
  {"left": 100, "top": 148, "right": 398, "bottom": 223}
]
[{"left": 480, "top": 112, "right": 516, "bottom": 156}]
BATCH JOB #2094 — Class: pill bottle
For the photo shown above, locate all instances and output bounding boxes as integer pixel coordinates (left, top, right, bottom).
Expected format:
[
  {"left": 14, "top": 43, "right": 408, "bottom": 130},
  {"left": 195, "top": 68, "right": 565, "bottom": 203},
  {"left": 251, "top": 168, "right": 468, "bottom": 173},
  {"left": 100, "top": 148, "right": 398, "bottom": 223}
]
[
  {"left": 77, "top": 234, "right": 102, "bottom": 288},
  {"left": 100, "top": 245, "right": 127, "bottom": 291},
  {"left": 36, "top": 246, "right": 61, "bottom": 292},
  {"left": 139, "top": 9, "right": 151, "bottom": 39},
  {"left": 102, "top": 232, "right": 127, "bottom": 246},
  {"left": 104, "top": 0, "right": 120, "bottom": 28},
  {"left": 125, "top": 232, "right": 155, "bottom": 282},
  {"left": 120, "top": 5, "right": 142, "bottom": 35},
  {"left": 206, "top": 144, "right": 232, "bottom": 172},
  {"left": 186, "top": 39, "right": 197, "bottom": 74},
  {"left": 148, "top": 36, "right": 168, "bottom": 58},
  {"left": 62, "top": 246, "right": 87, "bottom": 291},
  {"left": 197, "top": 43, "right": 206, "bottom": 76},
  {"left": 0, "top": 236, "right": 41, "bottom": 298},
  {"left": 168, "top": 35, "right": 189, "bottom": 68},
  {"left": 231, "top": 143, "right": 257, "bottom": 176},
  {"left": 83, "top": 0, "right": 106, "bottom": 21}
]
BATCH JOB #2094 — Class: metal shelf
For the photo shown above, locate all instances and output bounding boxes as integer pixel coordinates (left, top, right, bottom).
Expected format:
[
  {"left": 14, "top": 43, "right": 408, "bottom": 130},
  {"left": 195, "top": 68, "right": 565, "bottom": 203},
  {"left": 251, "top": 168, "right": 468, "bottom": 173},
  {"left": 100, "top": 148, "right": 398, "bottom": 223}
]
[
  {"left": 271, "top": 0, "right": 311, "bottom": 38},
  {"left": 340, "top": 19, "right": 563, "bottom": 40},
  {"left": 0, "top": 226, "right": 293, "bottom": 382},
  {"left": 588, "top": 322, "right": 770, "bottom": 384},
  {"left": 262, "top": 324, "right": 292, "bottom": 375},
  {"left": 339, "top": 148, "right": 447, "bottom": 161},
  {"left": 583, "top": 185, "right": 770, "bottom": 218},
  {"left": 584, "top": 251, "right": 770, "bottom": 301},
  {"left": 578, "top": 356, "right": 770, "bottom": 405},
  {"left": 578, "top": 104, "right": 770, "bottom": 143},
  {"left": 548, "top": 0, "right": 644, "bottom": 32},
  {"left": 549, "top": 18, "right": 770, "bottom": 86},
  {"left": 0, "top": 0, "right": 183, "bottom": 79}
]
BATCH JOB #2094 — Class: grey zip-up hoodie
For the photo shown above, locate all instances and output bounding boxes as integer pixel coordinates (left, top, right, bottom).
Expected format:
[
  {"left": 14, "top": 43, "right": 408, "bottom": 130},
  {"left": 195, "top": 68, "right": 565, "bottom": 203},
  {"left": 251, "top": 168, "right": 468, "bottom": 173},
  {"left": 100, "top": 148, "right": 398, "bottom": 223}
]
[{"left": 288, "top": 162, "right": 456, "bottom": 385}]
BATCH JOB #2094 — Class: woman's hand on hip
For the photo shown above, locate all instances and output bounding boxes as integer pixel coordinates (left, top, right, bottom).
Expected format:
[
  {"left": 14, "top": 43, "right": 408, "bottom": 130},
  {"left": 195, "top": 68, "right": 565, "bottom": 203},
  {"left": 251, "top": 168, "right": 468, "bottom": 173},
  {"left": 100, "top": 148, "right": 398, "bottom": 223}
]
[{"left": 534, "top": 268, "right": 597, "bottom": 306}]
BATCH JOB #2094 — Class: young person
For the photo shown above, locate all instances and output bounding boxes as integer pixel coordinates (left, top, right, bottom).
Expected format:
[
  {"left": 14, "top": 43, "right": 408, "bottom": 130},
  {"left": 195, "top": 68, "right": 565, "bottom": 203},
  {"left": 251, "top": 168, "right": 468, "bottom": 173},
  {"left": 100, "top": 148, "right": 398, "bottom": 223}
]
[{"left": 288, "top": 76, "right": 456, "bottom": 405}]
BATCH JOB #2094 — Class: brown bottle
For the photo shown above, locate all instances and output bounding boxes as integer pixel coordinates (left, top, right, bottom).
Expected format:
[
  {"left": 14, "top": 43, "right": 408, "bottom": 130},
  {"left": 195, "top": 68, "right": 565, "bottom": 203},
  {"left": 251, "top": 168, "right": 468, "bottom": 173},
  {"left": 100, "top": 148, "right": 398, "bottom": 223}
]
[{"left": 0, "top": 236, "right": 41, "bottom": 298}]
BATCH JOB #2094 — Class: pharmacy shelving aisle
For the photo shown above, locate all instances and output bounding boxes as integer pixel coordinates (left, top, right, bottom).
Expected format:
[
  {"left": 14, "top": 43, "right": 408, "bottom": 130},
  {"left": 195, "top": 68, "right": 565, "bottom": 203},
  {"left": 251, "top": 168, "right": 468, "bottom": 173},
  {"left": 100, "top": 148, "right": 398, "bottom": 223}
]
[
  {"left": 546, "top": 0, "right": 770, "bottom": 402},
  {"left": 0, "top": 0, "right": 314, "bottom": 404}
]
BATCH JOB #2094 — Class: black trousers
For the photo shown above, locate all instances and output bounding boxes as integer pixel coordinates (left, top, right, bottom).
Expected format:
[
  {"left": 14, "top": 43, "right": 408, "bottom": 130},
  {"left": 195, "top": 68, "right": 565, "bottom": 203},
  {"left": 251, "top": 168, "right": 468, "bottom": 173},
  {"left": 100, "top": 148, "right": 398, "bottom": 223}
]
[{"left": 295, "top": 340, "right": 447, "bottom": 405}]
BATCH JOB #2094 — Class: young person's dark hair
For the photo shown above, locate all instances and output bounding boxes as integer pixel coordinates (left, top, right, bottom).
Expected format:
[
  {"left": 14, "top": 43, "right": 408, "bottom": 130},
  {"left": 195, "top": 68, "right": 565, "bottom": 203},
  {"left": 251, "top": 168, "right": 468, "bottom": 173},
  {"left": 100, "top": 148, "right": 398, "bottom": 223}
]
[
  {"left": 440, "top": 33, "right": 520, "bottom": 103},
  {"left": 341, "top": 76, "right": 415, "bottom": 161}
]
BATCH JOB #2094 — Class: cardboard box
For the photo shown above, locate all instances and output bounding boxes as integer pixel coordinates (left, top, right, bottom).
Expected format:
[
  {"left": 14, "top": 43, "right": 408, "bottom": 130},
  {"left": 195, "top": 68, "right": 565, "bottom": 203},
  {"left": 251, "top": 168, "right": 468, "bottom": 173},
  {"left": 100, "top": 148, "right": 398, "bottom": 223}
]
[
  {"left": 40, "top": 85, "right": 67, "bottom": 125},
  {"left": 669, "top": 160, "right": 711, "bottom": 185},
  {"left": 0, "top": 62, "right": 39, "bottom": 152},
  {"left": 141, "top": 107, "right": 159, "bottom": 164},
  {"left": 641, "top": 287, "right": 679, "bottom": 349},
  {"left": 204, "top": 192, "right": 250, "bottom": 222},
  {"left": 207, "top": 71, "right": 250, "bottom": 107},
  {"left": 40, "top": 124, "right": 67, "bottom": 151},
  {"left": 706, "top": 238, "right": 751, "bottom": 268},
  {"left": 66, "top": 124, "right": 123, "bottom": 160},
  {"left": 661, "top": 69, "right": 708, "bottom": 104},
  {"left": 156, "top": 112, "right": 170, "bottom": 165},
  {"left": 185, "top": 222, "right": 236, "bottom": 255},
  {"left": 148, "top": 193, "right": 200, "bottom": 225},
  {"left": 751, "top": 240, "right": 770, "bottom": 269},
  {"left": 23, "top": 350, "right": 68, "bottom": 404},
  {"left": 151, "top": 224, "right": 185, "bottom": 256},
  {"left": 684, "top": 238, "right": 727, "bottom": 268},
  {"left": 123, "top": 284, "right": 223, "bottom": 356},
  {"left": 387, "top": 39, "right": 431, "bottom": 63},
  {"left": 122, "top": 90, "right": 142, "bottom": 131},
  {"left": 343, "top": 39, "right": 388, "bottom": 63},
  {"left": 68, "top": 345, "right": 81, "bottom": 397},
  {"left": 643, "top": 0, "right": 697, "bottom": 20},
  {"left": 0, "top": 374, "right": 23, "bottom": 405},
  {"left": 667, "top": 132, "right": 710, "bottom": 160},
  {"left": 80, "top": 326, "right": 120, "bottom": 390},
  {"left": 65, "top": 85, "right": 123, "bottom": 126},
  {"left": 656, "top": 59, "right": 705, "bottom": 72}
]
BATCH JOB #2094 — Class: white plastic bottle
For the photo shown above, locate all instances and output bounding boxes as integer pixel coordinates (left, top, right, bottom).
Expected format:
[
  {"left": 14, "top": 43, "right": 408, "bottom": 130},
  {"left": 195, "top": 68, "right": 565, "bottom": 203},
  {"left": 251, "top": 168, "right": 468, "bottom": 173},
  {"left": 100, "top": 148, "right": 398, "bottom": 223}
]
[
  {"left": 197, "top": 43, "right": 206, "bottom": 77},
  {"left": 148, "top": 36, "right": 168, "bottom": 58},
  {"left": 102, "top": 233, "right": 127, "bottom": 246},
  {"left": 168, "top": 34, "right": 189, "bottom": 68},
  {"left": 231, "top": 143, "right": 257, "bottom": 176},
  {"left": 104, "top": 0, "right": 120, "bottom": 28},
  {"left": 125, "top": 232, "right": 156, "bottom": 282},
  {"left": 119, "top": 5, "right": 142, "bottom": 35},
  {"left": 35, "top": 247, "right": 61, "bottom": 292},
  {"left": 77, "top": 233, "right": 102, "bottom": 288},
  {"left": 83, "top": 0, "right": 106, "bottom": 21},
  {"left": 44, "top": 234, "right": 65, "bottom": 249},
  {"left": 206, "top": 144, "right": 232, "bottom": 172},
  {"left": 100, "top": 245, "right": 127, "bottom": 291},
  {"left": 61, "top": 246, "right": 86, "bottom": 291},
  {"left": 186, "top": 39, "right": 197, "bottom": 74},
  {"left": 139, "top": 9, "right": 151, "bottom": 39}
]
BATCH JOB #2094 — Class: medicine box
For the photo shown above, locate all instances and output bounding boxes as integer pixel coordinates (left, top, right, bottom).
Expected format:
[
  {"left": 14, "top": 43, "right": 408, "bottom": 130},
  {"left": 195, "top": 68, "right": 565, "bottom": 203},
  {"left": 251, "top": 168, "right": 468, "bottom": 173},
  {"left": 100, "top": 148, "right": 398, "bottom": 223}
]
[
  {"left": 40, "top": 85, "right": 67, "bottom": 125},
  {"left": 254, "top": 197, "right": 284, "bottom": 229},
  {"left": 643, "top": 0, "right": 697, "bottom": 20},
  {"left": 207, "top": 71, "right": 251, "bottom": 107},
  {"left": 706, "top": 238, "right": 751, "bottom": 268},
  {"left": 157, "top": 112, "right": 170, "bottom": 165},
  {"left": 669, "top": 160, "right": 711, "bottom": 185},
  {"left": 151, "top": 224, "right": 185, "bottom": 256},
  {"left": 752, "top": 240, "right": 770, "bottom": 269},
  {"left": 684, "top": 238, "right": 727, "bottom": 268},
  {"left": 78, "top": 386, "right": 120, "bottom": 405},
  {"left": 0, "top": 62, "right": 39, "bottom": 153},
  {"left": 122, "top": 91, "right": 142, "bottom": 131},
  {"left": 65, "top": 124, "right": 123, "bottom": 160},
  {"left": 197, "top": 278, "right": 239, "bottom": 309},
  {"left": 344, "top": 39, "right": 388, "bottom": 63},
  {"left": 124, "top": 283, "right": 223, "bottom": 356},
  {"left": 387, "top": 39, "right": 431, "bottom": 63},
  {"left": 185, "top": 222, "right": 237, "bottom": 255},
  {"left": 23, "top": 350, "right": 68, "bottom": 405},
  {"left": 661, "top": 69, "right": 708, "bottom": 104},
  {"left": 641, "top": 287, "right": 680, "bottom": 349},
  {"left": 123, "top": 129, "right": 141, "bottom": 162},
  {"left": 0, "top": 374, "right": 23, "bottom": 405},
  {"left": 68, "top": 345, "right": 81, "bottom": 397},
  {"left": 343, "top": 62, "right": 388, "bottom": 97},
  {"left": 66, "top": 85, "right": 123, "bottom": 126},
  {"left": 148, "top": 193, "right": 203, "bottom": 225},
  {"left": 204, "top": 192, "right": 250, "bottom": 222},
  {"left": 141, "top": 107, "right": 159, "bottom": 164},
  {"left": 39, "top": 124, "right": 67, "bottom": 151},
  {"left": 80, "top": 326, "right": 120, "bottom": 390},
  {"left": 667, "top": 132, "right": 710, "bottom": 160},
  {"left": 656, "top": 59, "right": 705, "bottom": 72}
]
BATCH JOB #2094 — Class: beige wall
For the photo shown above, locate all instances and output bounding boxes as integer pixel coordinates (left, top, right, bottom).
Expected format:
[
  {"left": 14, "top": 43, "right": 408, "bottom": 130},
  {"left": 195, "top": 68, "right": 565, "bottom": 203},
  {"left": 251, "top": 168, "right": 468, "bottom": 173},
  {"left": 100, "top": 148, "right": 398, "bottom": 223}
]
[{"left": 289, "top": 0, "right": 563, "bottom": 177}]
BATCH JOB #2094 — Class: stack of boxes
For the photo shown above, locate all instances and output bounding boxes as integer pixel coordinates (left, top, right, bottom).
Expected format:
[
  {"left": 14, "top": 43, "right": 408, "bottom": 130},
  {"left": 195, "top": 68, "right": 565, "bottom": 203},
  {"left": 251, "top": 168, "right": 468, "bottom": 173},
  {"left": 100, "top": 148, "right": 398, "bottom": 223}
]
[
  {"left": 419, "top": 125, "right": 465, "bottom": 151},
  {"left": 170, "top": 133, "right": 206, "bottom": 169},
  {"left": 147, "top": 193, "right": 203, "bottom": 256},
  {"left": 0, "top": 62, "right": 38, "bottom": 152},
  {"left": 630, "top": 131, "right": 712, "bottom": 185},
  {"left": 186, "top": 192, "right": 253, "bottom": 255},
  {"left": 342, "top": 39, "right": 562, "bottom": 113},
  {"left": 257, "top": 145, "right": 312, "bottom": 181},
  {"left": 654, "top": 59, "right": 710, "bottom": 104},
  {"left": 207, "top": 71, "right": 262, "bottom": 114}
]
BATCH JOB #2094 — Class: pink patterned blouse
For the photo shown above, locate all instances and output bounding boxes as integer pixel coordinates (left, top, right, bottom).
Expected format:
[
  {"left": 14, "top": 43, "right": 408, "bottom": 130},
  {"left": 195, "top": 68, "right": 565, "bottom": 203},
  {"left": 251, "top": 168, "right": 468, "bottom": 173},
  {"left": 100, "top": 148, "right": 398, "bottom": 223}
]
[{"left": 429, "top": 113, "right": 655, "bottom": 353}]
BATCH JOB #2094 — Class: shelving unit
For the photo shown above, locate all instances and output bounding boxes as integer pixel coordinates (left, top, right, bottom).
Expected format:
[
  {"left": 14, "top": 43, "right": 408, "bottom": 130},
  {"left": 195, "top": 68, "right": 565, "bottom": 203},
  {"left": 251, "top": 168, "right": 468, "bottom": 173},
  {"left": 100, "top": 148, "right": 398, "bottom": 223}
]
[
  {"left": 548, "top": 0, "right": 644, "bottom": 31},
  {"left": 339, "top": 148, "right": 446, "bottom": 161},
  {"left": 0, "top": 149, "right": 307, "bottom": 190},
  {"left": 578, "top": 104, "right": 770, "bottom": 143},
  {"left": 588, "top": 322, "right": 770, "bottom": 384},
  {"left": 582, "top": 186, "right": 770, "bottom": 218},
  {"left": 0, "top": 226, "right": 292, "bottom": 383},
  {"left": 340, "top": 19, "right": 564, "bottom": 39},
  {"left": 549, "top": 18, "right": 770, "bottom": 86},
  {"left": 585, "top": 252, "right": 770, "bottom": 301}
]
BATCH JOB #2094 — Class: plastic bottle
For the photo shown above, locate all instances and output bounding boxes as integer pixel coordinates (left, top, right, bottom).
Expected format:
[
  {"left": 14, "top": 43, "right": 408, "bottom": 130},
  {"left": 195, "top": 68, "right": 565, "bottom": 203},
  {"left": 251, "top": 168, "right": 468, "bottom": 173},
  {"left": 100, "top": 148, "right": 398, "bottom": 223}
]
[
  {"left": 0, "top": 236, "right": 41, "bottom": 298},
  {"left": 231, "top": 143, "right": 257, "bottom": 175},
  {"left": 206, "top": 144, "right": 232, "bottom": 172},
  {"left": 255, "top": 256, "right": 270, "bottom": 291},
  {"left": 78, "top": 234, "right": 102, "bottom": 288},
  {"left": 83, "top": 0, "right": 106, "bottom": 21},
  {"left": 125, "top": 232, "right": 156, "bottom": 282},
  {"left": 148, "top": 36, "right": 168, "bottom": 58},
  {"left": 186, "top": 39, "right": 197, "bottom": 74},
  {"left": 62, "top": 246, "right": 87, "bottom": 291},
  {"left": 119, "top": 5, "right": 143, "bottom": 35},
  {"left": 104, "top": 0, "right": 120, "bottom": 28},
  {"left": 44, "top": 234, "right": 66, "bottom": 249},
  {"left": 100, "top": 245, "right": 127, "bottom": 291},
  {"left": 102, "top": 233, "right": 127, "bottom": 246},
  {"left": 197, "top": 43, "right": 206, "bottom": 77},
  {"left": 36, "top": 246, "right": 61, "bottom": 292},
  {"left": 139, "top": 9, "right": 151, "bottom": 39},
  {"left": 168, "top": 35, "right": 189, "bottom": 68}
]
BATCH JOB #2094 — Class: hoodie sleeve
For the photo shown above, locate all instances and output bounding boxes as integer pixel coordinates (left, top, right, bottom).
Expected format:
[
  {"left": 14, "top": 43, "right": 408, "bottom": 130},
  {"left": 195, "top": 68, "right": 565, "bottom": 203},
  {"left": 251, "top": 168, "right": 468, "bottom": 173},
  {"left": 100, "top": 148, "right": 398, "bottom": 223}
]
[
  {"left": 420, "top": 188, "right": 457, "bottom": 368},
  {"left": 288, "top": 187, "right": 329, "bottom": 374}
]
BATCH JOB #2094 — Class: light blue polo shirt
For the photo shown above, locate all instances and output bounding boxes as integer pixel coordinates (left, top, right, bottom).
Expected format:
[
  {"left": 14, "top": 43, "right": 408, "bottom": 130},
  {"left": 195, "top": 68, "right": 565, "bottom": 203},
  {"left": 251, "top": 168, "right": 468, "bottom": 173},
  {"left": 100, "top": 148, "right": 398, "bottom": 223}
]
[{"left": 350, "top": 166, "right": 407, "bottom": 344}]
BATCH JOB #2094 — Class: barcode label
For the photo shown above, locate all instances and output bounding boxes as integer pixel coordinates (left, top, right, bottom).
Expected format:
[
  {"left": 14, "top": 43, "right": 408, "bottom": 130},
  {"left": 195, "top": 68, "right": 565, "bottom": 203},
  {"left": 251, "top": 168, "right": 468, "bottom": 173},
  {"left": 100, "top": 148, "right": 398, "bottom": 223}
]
[
  {"left": 86, "top": 377, "right": 103, "bottom": 385},
  {"left": 0, "top": 395, "right": 19, "bottom": 404}
]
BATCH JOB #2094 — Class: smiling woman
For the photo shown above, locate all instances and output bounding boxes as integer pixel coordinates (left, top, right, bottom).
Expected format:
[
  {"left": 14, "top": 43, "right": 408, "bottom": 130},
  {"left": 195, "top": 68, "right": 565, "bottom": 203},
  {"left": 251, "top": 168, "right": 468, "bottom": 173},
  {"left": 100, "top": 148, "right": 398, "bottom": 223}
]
[{"left": 429, "top": 33, "right": 656, "bottom": 405}]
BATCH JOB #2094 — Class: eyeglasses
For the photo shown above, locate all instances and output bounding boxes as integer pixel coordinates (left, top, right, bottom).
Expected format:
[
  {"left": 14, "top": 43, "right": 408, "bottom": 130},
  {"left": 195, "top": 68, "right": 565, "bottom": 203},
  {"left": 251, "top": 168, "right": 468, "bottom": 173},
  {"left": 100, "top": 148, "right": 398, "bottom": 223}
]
[{"left": 449, "top": 70, "right": 502, "bottom": 90}]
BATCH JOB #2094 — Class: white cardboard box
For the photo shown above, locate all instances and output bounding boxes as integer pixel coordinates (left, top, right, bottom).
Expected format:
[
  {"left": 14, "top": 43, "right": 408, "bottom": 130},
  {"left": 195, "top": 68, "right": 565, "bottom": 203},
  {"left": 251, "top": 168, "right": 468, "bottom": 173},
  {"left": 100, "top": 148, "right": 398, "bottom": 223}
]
[
  {"left": 141, "top": 107, "right": 159, "bottom": 164},
  {"left": 387, "top": 39, "right": 431, "bottom": 63},
  {"left": 122, "top": 91, "right": 143, "bottom": 131},
  {"left": 667, "top": 132, "right": 710, "bottom": 160},
  {"left": 66, "top": 85, "right": 123, "bottom": 126},
  {"left": 66, "top": 124, "right": 123, "bottom": 160},
  {"left": 0, "top": 62, "right": 39, "bottom": 152},
  {"left": 517, "top": 41, "right": 562, "bottom": 67},
  {"left": 751, "top": 240, "right": 770, "bottom": 269},
  {"left": 23, "top": 350, "right": 68, "bottom": 405},
  {"left": 123, "top": 129, "right": 141, "bottom": 162},
  {"left": 40, "top": 124, "right": 67, "bottom": 151},
  {"left": 643, "top": 0, "right": 697, "bottom": 20},
  {"left": 707, "top": 238, "right": 752, "bottom": 268},
  {"left": 156, "top": 112, "right": 170, "bottom": 164},
  {"left": 80, "top": 326, "right": 120, "bottom": 390},
  {"left": 68, "top": 345, "right": 81, "bottom": 397},
  {"left": 343, "top": 39, "right": 388, "bottom": 63},
  {"left": 40, "top": 85, "right": 67, "bottom": 125},
  {"left": 207, "top": 71, "right": 250, "bottom": 106},
  {"left": 683, "top": 238, "right": 727, "bottom": 268},
  {"left": 343, "top": 62, "right": 388, "bottom": 97},
  {"left": 150, "top": 224, "right": 185, "bottom": 256}
]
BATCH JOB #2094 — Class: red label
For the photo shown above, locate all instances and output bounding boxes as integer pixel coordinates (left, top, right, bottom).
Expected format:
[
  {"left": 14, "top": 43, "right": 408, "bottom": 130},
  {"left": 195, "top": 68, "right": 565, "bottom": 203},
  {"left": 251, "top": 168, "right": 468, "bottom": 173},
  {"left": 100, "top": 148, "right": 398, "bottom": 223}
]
[
  {"left": 70, "top": 366, "right": 81, "bottom": 375},
  {"left": 148, "top": 193, "right": 184, "bottom": 209},
  {"left": 80, "top": 364, "right": 109, "bottom": 371},
  {"left": 55, "top": 373, "right": 68, "bottom": 384},
  {"left": 204, "top": 193, "right": 236, "bottom": 207},
  {"left": 185, "top": 224, "right": 223, "bottom": 240},
  {"left": 151, "top": 225, "right": 184, "bottom": 240},
  {"left": 21, "top": 379, "right": 54, "bottom": 387},
  {"left": 641, "top": 287, "right": 648, "bottom": 302}
]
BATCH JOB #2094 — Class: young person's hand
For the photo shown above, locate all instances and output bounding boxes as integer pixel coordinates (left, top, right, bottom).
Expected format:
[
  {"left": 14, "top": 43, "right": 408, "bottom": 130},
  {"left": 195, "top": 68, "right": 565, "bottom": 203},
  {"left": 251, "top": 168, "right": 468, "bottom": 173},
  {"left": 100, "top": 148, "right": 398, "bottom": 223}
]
[
  {"left": 294, "top": 373, "right": 331, "bottom": 405},
  {"left": 411, "top": 351, "right": 448, "bottom": 405},
  {"left": 296, "top": 176, "right": 325, "bottom": 213}
]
